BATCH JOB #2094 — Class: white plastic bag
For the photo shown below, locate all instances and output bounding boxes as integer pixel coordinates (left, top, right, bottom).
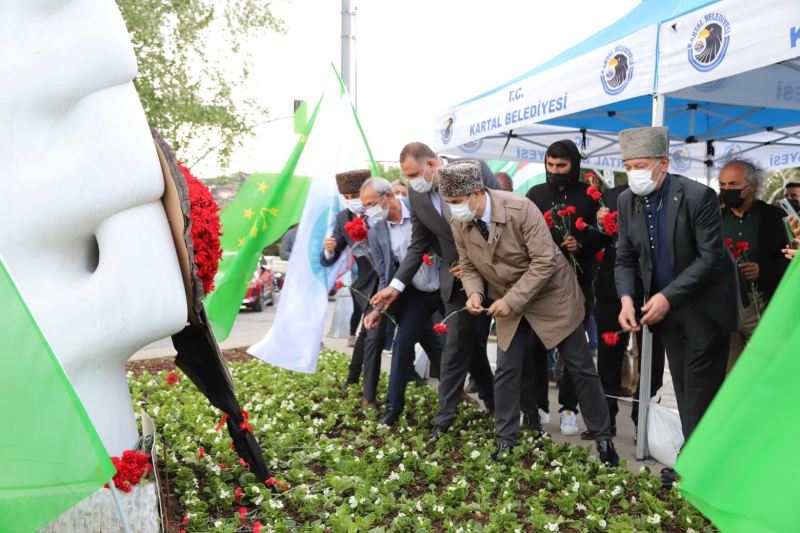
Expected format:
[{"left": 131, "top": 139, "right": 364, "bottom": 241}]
[
  {"left": 647, "top": 392, "right": 684, "bottom": 468},
  {"left": 413, "top": 344, "right": 429, "bottom": 379}
]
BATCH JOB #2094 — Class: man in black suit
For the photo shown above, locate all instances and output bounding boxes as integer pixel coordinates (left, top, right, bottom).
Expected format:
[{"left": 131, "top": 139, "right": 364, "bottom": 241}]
[
  {"left": 371, "top": 143, "right": 499, "bottom": 437},
  {"left": 614, "top": 126, "right": 739, "bottom": 487},
  {"left": 321, "top": 169, "right": 385, "bottom": 408}
]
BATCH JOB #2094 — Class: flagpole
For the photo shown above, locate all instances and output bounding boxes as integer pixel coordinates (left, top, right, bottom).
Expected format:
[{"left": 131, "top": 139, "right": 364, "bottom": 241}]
[{"left": 108, "top": 479, "right": 133, "bottom": 533}]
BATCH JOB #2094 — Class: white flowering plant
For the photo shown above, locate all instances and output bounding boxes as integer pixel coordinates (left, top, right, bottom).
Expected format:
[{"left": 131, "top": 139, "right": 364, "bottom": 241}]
[{"left": 128, "top": 350, "right": 712, "bottom": 532}]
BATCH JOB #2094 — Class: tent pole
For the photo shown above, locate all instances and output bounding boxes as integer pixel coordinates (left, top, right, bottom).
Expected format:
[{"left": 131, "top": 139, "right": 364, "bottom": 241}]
[{"left": 635, "top": 93, "right": 666, "bottom": 461}]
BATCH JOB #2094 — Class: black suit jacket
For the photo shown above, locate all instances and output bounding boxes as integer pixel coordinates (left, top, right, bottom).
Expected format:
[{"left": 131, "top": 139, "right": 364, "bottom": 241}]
[
  {"left": 394, "top": 161, "right": 500, "bottom": 302},
  {"left": 319, "top": 209, "right": 379, "bottom": 304},
  {"left": 615, "top": 174, "right": 739, "bottom": 331}
]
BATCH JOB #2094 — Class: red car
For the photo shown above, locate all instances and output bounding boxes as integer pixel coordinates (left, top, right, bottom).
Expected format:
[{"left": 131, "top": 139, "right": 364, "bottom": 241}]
[{"left": 242, "top": 265, "right": 274, "bottom": 312}]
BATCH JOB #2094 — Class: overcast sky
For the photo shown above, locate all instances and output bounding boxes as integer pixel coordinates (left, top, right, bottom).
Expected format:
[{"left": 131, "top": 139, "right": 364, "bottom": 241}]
[{"left": 193, "top": 0, "right": 640, "bottom": 178}]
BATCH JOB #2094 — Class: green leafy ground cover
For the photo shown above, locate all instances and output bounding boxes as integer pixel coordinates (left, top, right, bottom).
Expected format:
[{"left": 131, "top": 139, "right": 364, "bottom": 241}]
[{"left": 128, "top": 351, "right": 713, "bottom": 532}]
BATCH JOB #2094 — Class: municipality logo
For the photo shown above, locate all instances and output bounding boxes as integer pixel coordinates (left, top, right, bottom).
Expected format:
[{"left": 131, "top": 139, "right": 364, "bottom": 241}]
[
  {"left": 670, "top": 148, "right": 691, "bottom": 172},
  {"left": 440, "top": 114, "right": 455, "bottom": 145},
  {"left": 688, "top": 12, "right": 731, "bottom": 72},
  {"left": 600, "top": 45, "right": 634, "bottom": 96},
  {"left": 457, "top": 139, "right": 483, "bottom": 154}
]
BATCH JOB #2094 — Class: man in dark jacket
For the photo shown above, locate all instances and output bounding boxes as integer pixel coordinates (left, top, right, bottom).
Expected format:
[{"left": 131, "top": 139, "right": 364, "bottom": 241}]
[
  {"left": 718, "top": 159, "right": 789, "bottom": 371},
  {"left": 525, "top": 140, "right": 605, "bottom": 436},
  {"left": 615, "top": 126, "right": 739, "bottom": 487},
  {"left": 321, "top": 169, "right": 385, "bottom": 406}
]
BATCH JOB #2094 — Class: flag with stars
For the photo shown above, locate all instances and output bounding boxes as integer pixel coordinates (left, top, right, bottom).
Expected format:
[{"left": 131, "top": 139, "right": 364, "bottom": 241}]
[
  {"left": 205, "top": 100, "right": 322, "bottom": 340},
  {"left": 247, "top": 65, "right": 379, "bottom": 372}
]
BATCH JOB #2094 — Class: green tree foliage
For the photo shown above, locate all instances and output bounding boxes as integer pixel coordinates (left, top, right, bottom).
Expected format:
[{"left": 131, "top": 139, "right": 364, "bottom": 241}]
[
  {"left": 763, "top": 168, "right": 800, "bottom": 205},
  {"left": 116, "top": 0, "right": 284, "bottom": 165},
  {"left": 377, "top": 163, "right": 402, "bottom": 181}
]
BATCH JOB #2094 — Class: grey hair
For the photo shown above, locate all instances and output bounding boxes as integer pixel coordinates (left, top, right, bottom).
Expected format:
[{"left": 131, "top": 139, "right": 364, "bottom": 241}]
[
  {"left": 360, "top": 176, "right": 392, "bottom": 196},
  {"left": 722, "top": 159, "right": 764, "bottom": 197}
]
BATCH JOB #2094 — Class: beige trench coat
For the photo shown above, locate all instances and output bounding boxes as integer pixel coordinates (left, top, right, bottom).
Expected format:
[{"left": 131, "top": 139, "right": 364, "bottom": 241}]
[{"left": 452, "top": 190, "right": 584, "bottom": 351}]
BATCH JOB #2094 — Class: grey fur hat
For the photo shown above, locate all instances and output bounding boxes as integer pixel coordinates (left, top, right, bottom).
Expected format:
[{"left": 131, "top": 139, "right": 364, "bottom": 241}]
[
  {"left": 437, "top": 160, "right": 483, "bottom": 197},
  {"left": 335, "top": 169, "right": 372, "bottom": 194},
  {"left": 619, "top": 127, "right": 669, "bottom": 161}
]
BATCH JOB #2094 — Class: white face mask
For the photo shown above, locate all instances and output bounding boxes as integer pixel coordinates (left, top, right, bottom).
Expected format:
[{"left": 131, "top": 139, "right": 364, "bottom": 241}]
[
  {"left": 627, "top": 161, "right": 664, "bottom": 196},
  {"left": 365, "top": 198, "right": 388, "bottom": 222},
  {"left": 448, "top": 193, "right": 476, "bottom": 222},
  {"left": 408, "top": 166, "right": 433, "bottom": 193},
  {"left": 345, "top": 197, "right": 365, "bottom": 214}
]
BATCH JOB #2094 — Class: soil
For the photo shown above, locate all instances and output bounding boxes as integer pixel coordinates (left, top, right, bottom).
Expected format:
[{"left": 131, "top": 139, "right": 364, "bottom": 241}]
[{"left": 125, "top": 348, "right": 254, "bottom": 376}]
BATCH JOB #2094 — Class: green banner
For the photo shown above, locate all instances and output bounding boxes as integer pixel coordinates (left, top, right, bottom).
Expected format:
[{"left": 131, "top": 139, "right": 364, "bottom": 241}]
[
  {"left": 205, "top": 98, "right": 322, "bottom": 340},
  {"left": 676, "top": 257, "right": 800, "bottom": 532},
  {"left": 0, "top": 260, "right": 114, "bottom": 533}
]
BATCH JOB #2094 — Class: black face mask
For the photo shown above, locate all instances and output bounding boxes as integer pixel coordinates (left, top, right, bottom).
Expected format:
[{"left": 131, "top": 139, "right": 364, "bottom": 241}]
[
  {"left": 546, "top": 171, "right": 571, "bottom": 188},
  {"left": 719, "top": 188, "right": 746, "bottom": 208},
  {"left": 789, "top": 199, "right": 800, "bottom": 212}
]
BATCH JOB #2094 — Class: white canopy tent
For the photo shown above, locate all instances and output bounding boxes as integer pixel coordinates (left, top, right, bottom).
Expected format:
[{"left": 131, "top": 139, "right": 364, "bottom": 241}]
[{"left": 434, "top": 0, "right": 800, "bottom": 460}]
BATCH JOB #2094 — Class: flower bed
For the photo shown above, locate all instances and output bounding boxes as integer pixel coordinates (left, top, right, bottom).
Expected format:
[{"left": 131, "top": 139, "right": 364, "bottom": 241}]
[{"left": 128, "top": 351, "right": 713, "bottom": 532}]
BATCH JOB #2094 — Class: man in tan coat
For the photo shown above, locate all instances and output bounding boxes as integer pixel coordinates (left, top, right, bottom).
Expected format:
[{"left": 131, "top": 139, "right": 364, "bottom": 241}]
[{"left": 440, "top": 160, "right": 618, "bottom": 465}]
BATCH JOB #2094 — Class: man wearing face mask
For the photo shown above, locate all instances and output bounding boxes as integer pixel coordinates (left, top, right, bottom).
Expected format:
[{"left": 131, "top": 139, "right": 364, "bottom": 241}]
[
  {"left": 321, "top": 169, "right": 386, "bottom": 402},
  {"left": 615, "top": 126, "right": 738, "bottom": 488},
  {"left": 371, "top": 143, "right": 500, "bottom": 439},
  {"left": 718, "top": 159, "right": 789, "bottom": 371},
  {"left": 525, "top": 139, "right": 606, "bottom": 437},
  {"left": 440, "top": 161, "right": 618, "bottom": 464},
  {"left": 359, "top": 177, "right": 444, "bottom": 426},
  {"left": 784, "top": 182, "right": 800, "bottom": 211}
]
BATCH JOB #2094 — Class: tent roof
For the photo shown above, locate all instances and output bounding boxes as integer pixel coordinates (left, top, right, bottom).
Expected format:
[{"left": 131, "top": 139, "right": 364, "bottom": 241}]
[{"left": 457, "top": 0, "right": 720, "bottom": 107}]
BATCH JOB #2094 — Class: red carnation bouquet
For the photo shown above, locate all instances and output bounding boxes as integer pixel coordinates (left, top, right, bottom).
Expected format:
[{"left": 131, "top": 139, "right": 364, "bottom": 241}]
[
  {"left": 549, "top": 204, "right": 581, "bottom": 273},
  {"left": 344, "top": 216, "right": 368, "bottom": 242},
  {"left": 725, "top": 239, "right": 762, "bottom": 318},
  {"left": 586, "top": 184, "right": 606, "bottom": 207},
  {"left": 602, "top": 210, "right": 620, "bottom": 236},
  {"left": 178, "top": 162, "right": 222, "bottom": 295},
  {"left": 105, "top": 450, "right": 152, "bottom": 493}
]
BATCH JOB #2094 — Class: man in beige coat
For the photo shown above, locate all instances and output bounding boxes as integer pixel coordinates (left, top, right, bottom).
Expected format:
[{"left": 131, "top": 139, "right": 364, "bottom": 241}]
[{"left": 440, "top": 160, "right": 618, "bottom": 465}]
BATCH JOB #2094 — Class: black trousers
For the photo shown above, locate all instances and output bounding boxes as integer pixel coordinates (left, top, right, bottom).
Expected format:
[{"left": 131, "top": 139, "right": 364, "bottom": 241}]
[
  {"left": 654, "top": 307, "right": 730, "bottom": 441},
  {"left": 434, "top": 288, "right": 495, "bottom": 428},
  {"left": 349, "top": 290, "right": 363, "bottom": 336},
  {"left": 501, "top": 321, "right": 611, "bottom": 443},
  {"left": 346, "top": 289, "right": 386, "bottom": 402}
]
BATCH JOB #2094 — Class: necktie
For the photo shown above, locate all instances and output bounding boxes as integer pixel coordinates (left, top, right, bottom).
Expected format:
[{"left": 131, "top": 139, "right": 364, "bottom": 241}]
[{"left": 475, "top": 219, "right": 490, "bottom": 241}]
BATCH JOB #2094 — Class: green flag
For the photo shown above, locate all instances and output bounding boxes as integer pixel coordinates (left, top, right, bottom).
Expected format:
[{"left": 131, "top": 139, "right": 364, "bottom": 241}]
[
  {"left": 676, "top": 257, "right": 800, "bottom": 532},
  {"left": 0, "top": 259, "right": 114, "bottom": 533},
  {"left": 205, "top": 99, "right": 322, "bottom": 340}
]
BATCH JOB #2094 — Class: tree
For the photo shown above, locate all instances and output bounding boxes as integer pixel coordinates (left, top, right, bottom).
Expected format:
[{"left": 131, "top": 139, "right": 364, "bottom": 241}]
[
  {"left": 116, "top": 0, "right": 283, "bottom": 166},
  {"left": 763, "top": 168, "right": 800, "bottom": 205},
  {"left": 377, "top": 163, "right": 402, "bottom": 181}
]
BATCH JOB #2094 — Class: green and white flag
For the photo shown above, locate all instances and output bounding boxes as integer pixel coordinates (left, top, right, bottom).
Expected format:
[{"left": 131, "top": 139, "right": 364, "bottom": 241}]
[
  {"left": 206, "top": 100, "right": 321, "bottom": 341},
  {"left": 247, "top": 66, "right": 378, "bottom": 372},
  {"left": 676, "top": 256, "right": 800, "bottom": 532},
  {"left": 0, "top": 257, "right": 114, "bottom": 533}
]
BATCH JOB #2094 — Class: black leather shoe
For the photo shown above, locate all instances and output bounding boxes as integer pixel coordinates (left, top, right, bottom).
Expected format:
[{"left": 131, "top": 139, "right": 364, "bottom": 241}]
[
  {"left": 521, "top": 412, "right": 543, "bottom": 433},
  {"left": 426, "top": 425, "right": 449, "bottom": 441},
  {"left": 597, "top": 439, "right": 620, "bottom": 467},
  {"left": 580, "top": 426, "right": 616, "bottom": 440},
  {"left": 660, "top": 467, "right": 678, "bottom": 489},
  {"left": 491, "top": 440, "right": 515, "bottom": 460},
  {"left": 378, "top": 410, "right": 401, "bottom": 427}
]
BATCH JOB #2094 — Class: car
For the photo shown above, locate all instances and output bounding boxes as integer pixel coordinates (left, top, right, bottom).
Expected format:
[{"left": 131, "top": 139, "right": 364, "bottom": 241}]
[{"left": 242, "top": 263, "right": 274, "bottom": 312}]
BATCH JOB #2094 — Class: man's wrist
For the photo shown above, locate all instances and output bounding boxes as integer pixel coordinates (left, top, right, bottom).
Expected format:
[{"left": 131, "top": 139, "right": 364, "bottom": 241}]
[
  {"left": 389, "top": 279, "right": 406, "bottom": 293},
  {"left": 323, "top": 249, "right": 334, "bottom": 260}
]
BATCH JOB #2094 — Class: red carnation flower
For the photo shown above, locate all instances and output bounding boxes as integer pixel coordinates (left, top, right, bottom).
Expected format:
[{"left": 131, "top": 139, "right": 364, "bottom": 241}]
[
  {"left": 596, "top": 250, "right": 605, "bottom": 262},
  {"left": 564, "top": 205, "right": 577, "bottom": 215},
  {"left": 265, "top": 477, "right": 289, "bottom": 492},
  {"left": 602, "top": 211, "right": 619, "bottom": 236},
  {"left": 182, "top": 516, "right": 190, "bottom": 525},
  {"left": 433, "top": 323, "right": 448, "bottom": 334},
  {"left": 239, "top": 458, "right": 250, "bottom": 468},
  {"left": 575, "top": 217, "right": 588, "bottom": 231},
  {"left": 197, "top": 447, "right": 205, "bottom": 460},
  {"left": 344, "top": 217, "right": 369, "bottom": 242},
  {"left": 736, "top": 241, "right": 749, "bottom": 252},
  {"left": 254, "top": 522, "right": 263, "bottom": 533},
  {"left": 543, "top": 210, "right": 554, "bottom": 229},
  {"left": 336, "top": 280, "right": 344, "bottom": 290},
  {"left": 724, "top": 237, "right": 733, "bottom": 249},
  {"left": 422, "top": 252, "right": 433, "bottom": 266},
  {"left": 238, "top": 506, "right": 247, "bottom": 522},
  {"left": 586, "top": 184, "right": 603, "bottom": 202},
  {"left": 178, "top": 162, "right": 222, "bottom": 295},
  {"left": 165, "top": 371, "right": 179, "bottom": 386},
  {"left": 235, "top": 486, "right": 243, "bottom": 503},
  {"left": 601, "top": 331, "right": 621, "bottom": 347}
]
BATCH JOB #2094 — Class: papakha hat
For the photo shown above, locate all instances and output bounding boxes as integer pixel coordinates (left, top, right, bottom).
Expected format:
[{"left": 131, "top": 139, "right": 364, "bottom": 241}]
[
  {"left": 437, "top": 160, "right": 483, "bottom": 197},
  {"left": 335, "top": 169, "right": 372, "bottom": 194},
  {"left": 619, "top": 126, "right": 669, "bottom": 161}
]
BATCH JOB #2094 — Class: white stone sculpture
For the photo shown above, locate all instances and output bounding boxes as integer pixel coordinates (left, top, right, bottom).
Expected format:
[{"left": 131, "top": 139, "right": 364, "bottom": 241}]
[{"left": 0, "top": 0, "right": 187, "bottom": 456}]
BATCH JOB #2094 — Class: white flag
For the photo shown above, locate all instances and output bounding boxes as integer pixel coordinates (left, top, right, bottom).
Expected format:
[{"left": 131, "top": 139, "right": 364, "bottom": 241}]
[{"left": 248, "top": 72, "right": 372, "bottom": 372}]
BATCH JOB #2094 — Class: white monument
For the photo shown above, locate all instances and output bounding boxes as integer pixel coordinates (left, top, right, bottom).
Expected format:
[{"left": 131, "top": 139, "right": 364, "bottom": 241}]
[{"left": 0, "top": 0, "right": 187, "bottom": 456}]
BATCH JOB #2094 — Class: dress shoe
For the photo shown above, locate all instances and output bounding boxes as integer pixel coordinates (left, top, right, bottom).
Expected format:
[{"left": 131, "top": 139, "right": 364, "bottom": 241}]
[
  {"left": 521, "top": 412, "right": 543, "bottom": 433},
  {"left": 378, "top": 410, "right": 401, "bottom": 426},
  {"left": 347, "top": 335, "right": 356, "bottom": 347},
  {"left": 596, "top": 439, "right": 620, "bottom": 467},
  {"left": 460, "top": 390, "right": 479, "bottom": 406},
  {"left": 426, "top": 425, "right": 448, "bottom": 441},
  {"left": 660, "top": 467, "right": 678, "bottom": 489},
  {"left": 491, "top": 440, "right": 515, "bottom": 460},
  {"left": 464, "top": 378, "right": 479, "bottom": 394},
  {"left": 361, "top": 398, "right": 378, "bottom": 410},
  {"left": 580, "top": 426, "right": 616, "bottom": 440}
]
